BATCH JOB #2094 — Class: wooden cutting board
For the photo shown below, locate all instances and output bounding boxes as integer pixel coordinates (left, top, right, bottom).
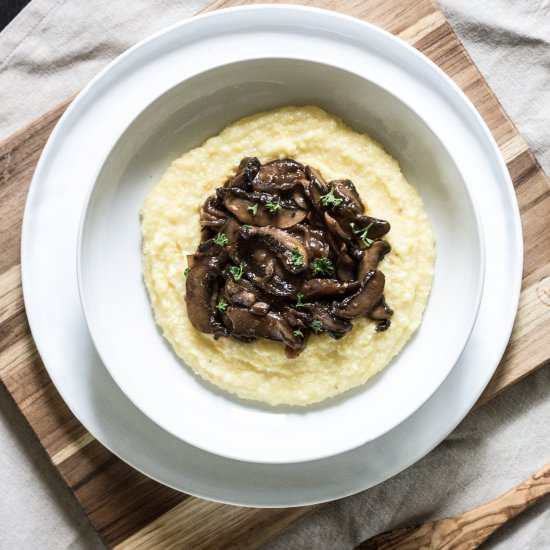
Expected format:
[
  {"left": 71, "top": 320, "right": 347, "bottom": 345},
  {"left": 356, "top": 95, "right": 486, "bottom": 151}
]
[{"left": 1, "top": 0, "right": 549, "bottom": 548}]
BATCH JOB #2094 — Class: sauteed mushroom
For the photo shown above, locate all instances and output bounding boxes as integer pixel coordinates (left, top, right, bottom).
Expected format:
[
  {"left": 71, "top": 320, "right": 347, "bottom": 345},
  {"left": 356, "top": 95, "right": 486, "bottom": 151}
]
[
  {"left": 223, "top": 157, "right": 261, "bottom": 190},
  {"left": 252, "top": 159, "right": 309, "bottom": 192},
  {"left": 241, "top": 225, "right": 309, "bottom": 274},
  {"left": 335, "top": 270, "right": 386, "bottom": 319},
  {"left": 185, "top": 157, "right": 394, "bottom": 356},
  {"left": 223, "top": 308, "right": 304, "bottom": 352},
  {"left": 300, "top": 279, "right": 360, "bottom": 300},
  {"left": 221, "top": 188, "right": 307, "bottom": 228},
  {"left": 357, "top": 240, "right": 391, "bottom": 280}
]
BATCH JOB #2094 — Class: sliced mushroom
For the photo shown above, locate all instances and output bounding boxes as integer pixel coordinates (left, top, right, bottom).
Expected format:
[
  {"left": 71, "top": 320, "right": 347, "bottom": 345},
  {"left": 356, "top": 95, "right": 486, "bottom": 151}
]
[
  {"left": 353, "top": 215, "right": 391, "bottom": 239},
  {"left": 200, "top": 196, "right": 229, "bottom": 229},
  {"left": 185, "top": 246, "right": 228, "bottom": 336},
  {"left": 324, "top": 211, "right": 353, "bottom": 240},
  {"left": 223, "top": 157, "right": 261, "bottom": 190},
  {"left": 240, "top": 244, "right": 299, "bottom": 298},
  {"left": 250, "top": 302, "right": 270, "bottom": 316},
  {"left": 300, "top": 279, "right": 360, "bottom": 300},
  {"left": 369, "top": 297, "right": 393, "bottom": 331},
  {"left": 220, "top": 188, "right": 307, "bottom": 229},
  {"left": 336, "top": 252, "right": 356, "bottom": 281},
  {"left": 287, "top": 224, "right": 331, "bottom": 259},
  {"left": 222, "top": 195, "right": 258, "bottom": 225},
  {"left": 335, "top": 270, "right": 386, "bottom": 320},
  {"left": 199, "top": 228, "right": 212, "bottom": 243},
  {"left": 247, "top": 271, "right": 299, "bottom": 298},
  {"left": 240, "top": 225, "right": 309, "bottom": 274},
  {"left": 369, "top": 297, "right": 394, "bottom": 321},
  {"left": 291, "top": 188, "right": 308, "bottom": 209},
  {"left": 252, "top": 159, "right": 308, "bottom": 192},
  {"left": 223, "top": 307, "right": 304, "bottom": 351},
  {"left": 224, "top": 279, "right": 257, "bottom": 308},
  {"left": 281, "top": 307, "right": 308, "bottom": 328},
  {"left": 307, "top": 303, "right": 352, "bottom": 339},
  {"left": 357, "top": 240, "right": 391, "bottom": 280},
  {"left": 222, "top": 218, "right": 242, "bottom": 263},
  {"left": 323, "top": 226, "right": 346, "bottom": 259},
  {"left": 305, "top": 165, "right": 330, "bottom": 211},
  {"left": 270, "top": 208, "right": 307, "bottom": 229},
  {"left": 331, "top": 179, "right": 365, "bottom": 219}
]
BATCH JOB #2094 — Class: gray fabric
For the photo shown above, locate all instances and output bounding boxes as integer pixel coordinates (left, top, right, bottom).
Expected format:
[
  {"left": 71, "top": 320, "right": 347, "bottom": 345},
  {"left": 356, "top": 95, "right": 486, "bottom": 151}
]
[
  {"left": 0, "top": 0, "right": 207, "bottom": 141},
  {"left": 439, "top": 0, "right": 550, "bottom": 174},
  {"left": 1, "top": 1, "right": 549, "bottom": 549},
  {"left": 267, "top": 369, "right": 550, "bottom": 550}
]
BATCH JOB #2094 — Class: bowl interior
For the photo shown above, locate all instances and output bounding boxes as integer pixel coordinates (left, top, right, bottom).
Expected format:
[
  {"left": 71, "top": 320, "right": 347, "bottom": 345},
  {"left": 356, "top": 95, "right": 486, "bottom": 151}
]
[{"left": 79, "top": 58, "right": 483, "bottom": 464}]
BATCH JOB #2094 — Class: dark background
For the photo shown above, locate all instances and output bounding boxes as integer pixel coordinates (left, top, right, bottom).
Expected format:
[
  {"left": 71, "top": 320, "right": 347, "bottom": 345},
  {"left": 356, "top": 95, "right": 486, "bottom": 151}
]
[{"left": 1, "top": 0, "right": 30, "bottom": 31}]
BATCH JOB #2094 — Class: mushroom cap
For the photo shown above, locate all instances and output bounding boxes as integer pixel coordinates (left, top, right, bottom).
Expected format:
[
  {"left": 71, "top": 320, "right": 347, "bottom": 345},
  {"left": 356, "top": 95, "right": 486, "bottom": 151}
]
[
  {"left": 335, "top": 270, "right": 386, "bottom": 320},
  {"left": 357, "top": 240, "right": 391, "bottom": 280},
  {"left": 300, "top": 279, "right": 360, "bottom": 300},
  {"left": 223, "top": 157, "right": 261, "bottom": 190},
  {"left": 240, "top": 225, "right": 309, "bottom": 274},
  {"left": 252, "top": 158, "right": 309, "bottom": 192},
  {"left": 223, "top": 307, "right": 304, "bottom": 352}
]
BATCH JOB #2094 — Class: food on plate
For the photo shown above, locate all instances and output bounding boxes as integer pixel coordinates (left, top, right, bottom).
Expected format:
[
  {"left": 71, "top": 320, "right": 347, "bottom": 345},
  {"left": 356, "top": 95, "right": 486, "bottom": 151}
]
[
  {"left": 141, "top": 106, "right": 434, "bottom": 406},
  {"left": 185, "top": 157, "right": 393, "bottom": 358}
]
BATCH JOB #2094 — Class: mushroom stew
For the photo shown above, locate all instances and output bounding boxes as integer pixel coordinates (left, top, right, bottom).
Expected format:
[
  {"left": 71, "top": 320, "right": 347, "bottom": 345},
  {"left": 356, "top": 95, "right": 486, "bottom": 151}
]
[{"left": 185, "top": 157, "right": 393, "bottom": 357}]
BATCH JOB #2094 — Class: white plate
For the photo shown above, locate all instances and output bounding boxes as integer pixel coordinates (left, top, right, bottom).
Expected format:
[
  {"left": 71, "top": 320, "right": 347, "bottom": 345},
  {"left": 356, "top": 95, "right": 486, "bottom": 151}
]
[
  {"left": 22, "top": 5, "right": 521, "bottom": 506},
  {"left": 77, "top": 57, "right": 484, "bottom": 464}
]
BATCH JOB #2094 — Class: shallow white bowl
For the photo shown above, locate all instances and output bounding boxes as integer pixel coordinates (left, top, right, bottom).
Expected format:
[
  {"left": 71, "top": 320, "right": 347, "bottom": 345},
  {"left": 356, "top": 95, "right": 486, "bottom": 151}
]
[{"left": 77, "top": 55, "right": 484, "bottom": 464}]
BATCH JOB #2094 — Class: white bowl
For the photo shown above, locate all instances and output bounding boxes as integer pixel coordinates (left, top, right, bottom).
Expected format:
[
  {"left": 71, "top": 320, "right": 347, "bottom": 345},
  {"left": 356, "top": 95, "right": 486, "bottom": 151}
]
[{"left": 78, "top": 56, "right": 484, "bottom": 464}]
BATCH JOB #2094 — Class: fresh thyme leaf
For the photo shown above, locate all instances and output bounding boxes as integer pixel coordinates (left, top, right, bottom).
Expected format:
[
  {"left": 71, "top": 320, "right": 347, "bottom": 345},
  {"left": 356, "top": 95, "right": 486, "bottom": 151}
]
[
  {"left": 350, "top": 221, "right": 375, "bottom": 248},
  {"left": 216, "top": 299, "right": 228, "bottom": 313},
  {"left": 309, "top": 319, "right": 322, "bottom": 334},
  {"left": 184, "top": 267, "right": 190, "bottom": 277},
  {"left": 295, "top": 293, "right": 306, "bottom": 309},
  {"left": 213, "top": 232, "right": 229, "bottom": 246},
  {"left": 293, "top": 329, "right": 304, "bottom": 338},
  {"left": 311, "top": 257, "right": 335, "bottom": 276},
  {"left": 247, "top": 203, "right": 259, "bottom": 216},
  {"left": 229, "top": 262, "right": 245, "bottom": 281},
  {"left": 363, "top": 237, "right": 374, "bottom": 248},
  {"left": 289, "top": 247, "right": 304, "bottom": 267},
  {"left": 265, "top": 199, "right": 281, "bottom": 213},
  {"left": 320, "top": 187, "right": 343, "bottom": 208}
]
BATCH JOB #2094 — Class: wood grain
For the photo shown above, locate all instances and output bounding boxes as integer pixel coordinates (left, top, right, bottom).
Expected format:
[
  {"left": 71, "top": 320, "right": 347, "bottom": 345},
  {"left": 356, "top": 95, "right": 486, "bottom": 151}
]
[
  {"left": 0, "top": 0, "right": 549, "bottom": 548},
  {"left": 357, "top": 461, "right": 550, "bottom": 549}
]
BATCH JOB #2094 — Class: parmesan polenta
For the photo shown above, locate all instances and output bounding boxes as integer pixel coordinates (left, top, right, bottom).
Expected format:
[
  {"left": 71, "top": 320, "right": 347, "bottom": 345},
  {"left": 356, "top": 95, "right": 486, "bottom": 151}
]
[{"left": 141, "top": 106, "right": 434, "bottom": 406}]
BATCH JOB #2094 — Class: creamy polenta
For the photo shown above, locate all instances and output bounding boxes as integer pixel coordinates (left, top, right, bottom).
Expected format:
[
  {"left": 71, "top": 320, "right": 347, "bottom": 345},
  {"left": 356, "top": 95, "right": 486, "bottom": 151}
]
[{"left": 141, "top": 106, "right": 434, "bottom": 406}]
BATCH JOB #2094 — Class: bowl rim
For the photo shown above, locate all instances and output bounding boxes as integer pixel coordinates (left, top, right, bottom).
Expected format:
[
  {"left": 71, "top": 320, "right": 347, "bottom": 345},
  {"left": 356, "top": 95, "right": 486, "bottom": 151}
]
[{"left": 75, "top": 28, "right": 487, "bottom": 462}]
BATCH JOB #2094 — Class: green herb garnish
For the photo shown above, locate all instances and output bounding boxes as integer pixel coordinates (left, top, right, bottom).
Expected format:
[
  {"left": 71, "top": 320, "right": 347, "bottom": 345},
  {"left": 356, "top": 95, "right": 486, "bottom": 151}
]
[
  {"left": 311, "top": 257, "right": 335, "bottom": 276},
  {"left": 293, "top": 329, "right": 304, "bottom": 338},
  {"left": 216, "top": 299, "right": 228, "bottom": 312},
  {"left": 213, "top": 232, "right": 229, "bottom": 246},
  {"left": 350, "top": 222, "right": 374, "bottom": 248},
  {"left": 320, "top": 187, "right": 343, "bottom": 208},
  {"left": 265, "top": 199, "right": 281, "bottom": 213},
  {"left": 289, "top": 247, "right": 304, "bottom": 267},
  {"left": 295, "top": 293, "right": 307, "bottom": 309},
  {"left": 247, "top": 203, "right": 259, "bottom": 216},
  {"left": 184, "top": 267, "right": 190, "bottom": 277},
  {"left": 309, "top": 319, "right": 322, "bottom": 334},
  {"left": 229, "top": 262, "right": 245, "bottom": 281}
]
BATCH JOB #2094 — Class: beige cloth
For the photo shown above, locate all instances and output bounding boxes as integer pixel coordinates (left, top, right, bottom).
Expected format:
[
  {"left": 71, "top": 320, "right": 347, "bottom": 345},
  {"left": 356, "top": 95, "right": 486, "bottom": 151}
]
[{"left": 1, "top": 1, "right": 549, "bottom": 549}]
